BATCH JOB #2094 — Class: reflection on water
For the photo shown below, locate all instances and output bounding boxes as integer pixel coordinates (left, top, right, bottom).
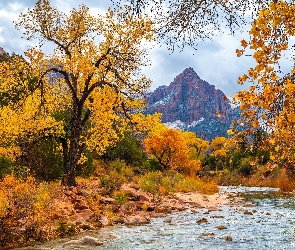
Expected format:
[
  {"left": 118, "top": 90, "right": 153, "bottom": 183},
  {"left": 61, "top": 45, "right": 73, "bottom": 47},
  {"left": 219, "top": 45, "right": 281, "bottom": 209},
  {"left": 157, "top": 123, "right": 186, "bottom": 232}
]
[{"left": 16, "top": 186, "right": 295, "bottom": 250}]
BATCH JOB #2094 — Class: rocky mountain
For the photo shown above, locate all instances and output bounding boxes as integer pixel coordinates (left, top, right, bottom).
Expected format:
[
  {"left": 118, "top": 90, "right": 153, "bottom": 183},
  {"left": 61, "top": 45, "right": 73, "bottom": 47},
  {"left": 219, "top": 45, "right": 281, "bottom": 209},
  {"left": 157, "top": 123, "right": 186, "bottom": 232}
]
[{"left": 145, "top": 67, "right": 239, "bottom": 140}]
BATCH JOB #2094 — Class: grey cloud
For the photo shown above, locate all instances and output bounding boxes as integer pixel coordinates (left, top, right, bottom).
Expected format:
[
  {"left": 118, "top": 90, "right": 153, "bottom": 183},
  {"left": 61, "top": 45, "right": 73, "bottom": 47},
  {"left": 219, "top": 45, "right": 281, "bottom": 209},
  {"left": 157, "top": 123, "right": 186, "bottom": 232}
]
[{"left": 0, "top": 0, "right": 257, "bottom": 99}]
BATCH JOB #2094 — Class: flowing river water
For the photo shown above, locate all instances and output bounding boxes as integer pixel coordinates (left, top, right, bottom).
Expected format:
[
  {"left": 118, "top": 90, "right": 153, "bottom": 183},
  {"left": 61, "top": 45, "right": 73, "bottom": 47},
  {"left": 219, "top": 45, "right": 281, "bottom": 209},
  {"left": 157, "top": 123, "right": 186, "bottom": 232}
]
[{"left": 16, "top": 186, "right": 295, "bottom": 250}]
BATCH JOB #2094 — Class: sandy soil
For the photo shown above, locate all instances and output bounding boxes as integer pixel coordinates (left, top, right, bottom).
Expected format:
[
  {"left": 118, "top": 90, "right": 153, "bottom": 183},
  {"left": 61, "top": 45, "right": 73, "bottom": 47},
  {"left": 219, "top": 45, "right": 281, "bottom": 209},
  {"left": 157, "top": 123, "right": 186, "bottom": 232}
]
[{"left": 174, "top": 191, "right": 229, "bottom": 208}]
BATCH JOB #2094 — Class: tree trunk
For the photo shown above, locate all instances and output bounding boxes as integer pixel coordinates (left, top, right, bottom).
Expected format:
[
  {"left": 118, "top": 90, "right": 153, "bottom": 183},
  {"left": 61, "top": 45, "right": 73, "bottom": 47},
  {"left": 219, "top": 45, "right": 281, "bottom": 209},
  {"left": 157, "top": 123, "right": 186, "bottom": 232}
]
[{"left": 61, "top": 115, "right": 83, "bottom": 186}]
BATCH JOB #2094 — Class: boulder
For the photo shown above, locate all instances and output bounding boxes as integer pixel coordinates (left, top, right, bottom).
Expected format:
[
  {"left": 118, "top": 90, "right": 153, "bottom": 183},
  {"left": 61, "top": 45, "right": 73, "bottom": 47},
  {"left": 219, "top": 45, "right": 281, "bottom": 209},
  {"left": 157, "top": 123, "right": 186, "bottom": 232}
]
[
  {"left": 99, "top": 215, "right": 110, "bottom": 226},
  {"left": 125, "top": 214, "right": 150, "bottom": 226},
  {"left": 155, "top": 206, "right": 171, "bottom": 214},
  {"left": 101, "top": 197, "right": 115, "bottom": 204},
  {"left": 121, "top": 184, "right": 153, "bottom": 202},
  {"left": 63, "top": 236, "right": 103, "bottom": 248},
  {"left": 119, "top": 201, "right": 137, "bottom": 215},
  {"left": 113, "top": 217, "right": 126, "bottom": 224}
]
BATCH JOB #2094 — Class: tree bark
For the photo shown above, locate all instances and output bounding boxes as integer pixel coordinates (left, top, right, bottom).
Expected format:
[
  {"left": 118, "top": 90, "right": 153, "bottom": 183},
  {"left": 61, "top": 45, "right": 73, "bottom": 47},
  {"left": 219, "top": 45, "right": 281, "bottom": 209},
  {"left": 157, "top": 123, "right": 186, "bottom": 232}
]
[{"left": 61, "top": 113, "right": 83, "bottom": 186}]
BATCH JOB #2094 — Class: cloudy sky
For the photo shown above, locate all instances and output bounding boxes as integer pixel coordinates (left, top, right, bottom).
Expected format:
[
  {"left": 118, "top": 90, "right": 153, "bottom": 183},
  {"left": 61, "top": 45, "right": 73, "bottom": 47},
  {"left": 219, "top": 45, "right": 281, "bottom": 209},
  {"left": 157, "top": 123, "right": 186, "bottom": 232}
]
[{"left": 0, "top": 0, "right": 257, "bottom": 98}]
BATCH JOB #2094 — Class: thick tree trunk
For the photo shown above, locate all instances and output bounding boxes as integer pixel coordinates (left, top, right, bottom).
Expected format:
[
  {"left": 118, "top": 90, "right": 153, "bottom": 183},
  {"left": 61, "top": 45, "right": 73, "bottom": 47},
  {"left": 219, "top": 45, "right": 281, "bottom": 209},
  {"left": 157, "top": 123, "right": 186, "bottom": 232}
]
[{"left": 62, "top": 115, "right": 83, "bottom": 186}]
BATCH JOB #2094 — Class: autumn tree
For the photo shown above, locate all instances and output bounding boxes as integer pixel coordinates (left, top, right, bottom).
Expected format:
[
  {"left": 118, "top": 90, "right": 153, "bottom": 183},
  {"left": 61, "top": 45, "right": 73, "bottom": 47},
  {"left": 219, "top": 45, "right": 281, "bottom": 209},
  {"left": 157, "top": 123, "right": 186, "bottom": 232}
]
[
  {"left": 113, "top": 0, "right": 277, "bottom": 49},
  {"left": 234, "top": 0, "right": 295, "bottom": 169},
  {"left": 0, "top": 0, "right": 155, "bottom": 186},
  {"left": 180, "top": 131, "right": 209, "bottom": 160},
  {"left": 144, "top": 129, "right": 202, "bottom": 175},
  {"left": 144, "top": 129, "right": 189, "bottom": 170}
]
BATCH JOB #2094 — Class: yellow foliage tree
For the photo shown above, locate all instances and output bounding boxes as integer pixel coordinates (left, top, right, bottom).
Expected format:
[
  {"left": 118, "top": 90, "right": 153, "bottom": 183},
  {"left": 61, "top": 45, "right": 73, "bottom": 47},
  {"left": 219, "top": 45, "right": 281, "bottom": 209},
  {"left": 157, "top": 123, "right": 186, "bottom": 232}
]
[
  {"left": 234, "top": 0, "right": 295, "bottom": 166},
  {"left": 0, "top": 0, "right": 155, "bottom": 186},
  {"left": 211, "top": 136, "right": 228, "bottom": 158},
  {"left": 180, "top": 131, "right": 209, "bottom": 160}
]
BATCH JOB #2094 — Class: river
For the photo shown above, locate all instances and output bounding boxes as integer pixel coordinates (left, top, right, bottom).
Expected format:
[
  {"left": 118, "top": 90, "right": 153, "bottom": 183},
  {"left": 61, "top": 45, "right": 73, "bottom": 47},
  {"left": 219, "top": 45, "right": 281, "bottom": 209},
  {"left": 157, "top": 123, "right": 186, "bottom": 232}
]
[{"left": 16, "top": 186, "right": 295, "bottom": 250}]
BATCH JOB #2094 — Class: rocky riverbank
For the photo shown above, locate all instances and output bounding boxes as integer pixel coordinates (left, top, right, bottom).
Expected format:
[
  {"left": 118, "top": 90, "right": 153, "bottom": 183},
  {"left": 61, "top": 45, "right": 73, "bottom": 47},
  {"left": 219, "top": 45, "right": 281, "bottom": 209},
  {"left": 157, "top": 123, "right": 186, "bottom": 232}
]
[
  {"left": 46, "top": 183, "right": 230, "bottom": 248},
  {"left": 17, "top": 187, "right": 294, "bottom": 250}
]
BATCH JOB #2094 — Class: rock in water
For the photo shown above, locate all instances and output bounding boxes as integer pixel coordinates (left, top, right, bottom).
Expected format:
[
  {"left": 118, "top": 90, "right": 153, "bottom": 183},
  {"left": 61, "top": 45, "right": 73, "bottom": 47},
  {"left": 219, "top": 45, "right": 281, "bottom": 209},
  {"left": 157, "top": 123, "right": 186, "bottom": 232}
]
[
  {"left": 63, "top": 236, "right": 103, "bottom": 248},
  {"left": 215, "top": 225, "right": 227, "bottom": 230}
]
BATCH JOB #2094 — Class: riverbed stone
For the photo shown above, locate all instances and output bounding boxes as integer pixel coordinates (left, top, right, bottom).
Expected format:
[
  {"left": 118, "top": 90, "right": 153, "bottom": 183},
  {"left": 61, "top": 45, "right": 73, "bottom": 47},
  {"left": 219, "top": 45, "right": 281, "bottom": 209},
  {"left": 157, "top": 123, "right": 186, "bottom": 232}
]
[
  {"left": 200, "top": 232, "right": 216, "bottom": 237},
  {"left": 210, "top": 215, "right": 224, "bottom": 218},
  {"left": 243, "top": 202, "right": 255, "bottom": 207}
]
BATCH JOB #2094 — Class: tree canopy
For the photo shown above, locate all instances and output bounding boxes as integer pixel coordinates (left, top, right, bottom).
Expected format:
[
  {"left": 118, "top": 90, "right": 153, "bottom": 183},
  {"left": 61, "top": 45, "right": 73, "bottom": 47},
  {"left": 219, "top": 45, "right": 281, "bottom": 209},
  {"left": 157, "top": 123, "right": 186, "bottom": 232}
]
[
  {"left": 113, "top": 0, "right": 279, "bottom": 50},
  {"left": 234, "top": 0, "right": 295, "bottom": 167},
  {"left": 0, "top": 0, "right": 155, "bottom": 186}
]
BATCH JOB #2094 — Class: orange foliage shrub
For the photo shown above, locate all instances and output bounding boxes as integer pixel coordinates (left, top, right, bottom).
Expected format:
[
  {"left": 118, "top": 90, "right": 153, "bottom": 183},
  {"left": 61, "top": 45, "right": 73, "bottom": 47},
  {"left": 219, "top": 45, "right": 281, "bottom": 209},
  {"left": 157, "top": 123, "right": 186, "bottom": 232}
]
[{"left": 0, "top": 175, "right": 59, "bottom": 248}]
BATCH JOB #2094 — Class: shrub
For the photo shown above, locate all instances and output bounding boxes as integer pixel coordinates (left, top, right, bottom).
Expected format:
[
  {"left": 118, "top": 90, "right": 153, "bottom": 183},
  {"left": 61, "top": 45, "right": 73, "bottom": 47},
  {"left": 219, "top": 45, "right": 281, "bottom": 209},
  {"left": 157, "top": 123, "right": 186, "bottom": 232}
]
[
  {"left": 113, "top": 191, "right": 129, "bottom": 205},
  {"left": 135, "top": 171, "right": 163, "bottom": 194},
  {"left": 19, "top": 138, "right": 64, "bottom": 181},
  {"left": 176, "top": 177, "right": 218, "bottom": 194},
  {"left": 0, "top": 175, "right": 60, "bottom": 248},
  {"left": 103, "top": 131, "right": 149, "bottom": 167},
  {"left": 76, "top": 149, "right": 95, "bottom": 177},
  {"left": 238, "top": 156, "right": 255, "bottom": 177},
  {"left": 135, "top": 170, "right": 218, "bottom": 195},
  {"left": 0, "top": 156, "right": 13, "bottom": 179}
]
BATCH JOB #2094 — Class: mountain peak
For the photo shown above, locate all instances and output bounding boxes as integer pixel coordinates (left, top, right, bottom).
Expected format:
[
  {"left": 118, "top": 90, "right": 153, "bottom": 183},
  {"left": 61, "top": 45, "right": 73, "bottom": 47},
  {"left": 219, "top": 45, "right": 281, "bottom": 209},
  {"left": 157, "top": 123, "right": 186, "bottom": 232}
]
[
  {"left": 146, "top": 68, "right": 237, "bottom": 140},
  {"left": 183, "top": 67, "right": 198, "bottom": 75},
  {"left": 174, "top": 67, "right": 200, "bottom": 82}
]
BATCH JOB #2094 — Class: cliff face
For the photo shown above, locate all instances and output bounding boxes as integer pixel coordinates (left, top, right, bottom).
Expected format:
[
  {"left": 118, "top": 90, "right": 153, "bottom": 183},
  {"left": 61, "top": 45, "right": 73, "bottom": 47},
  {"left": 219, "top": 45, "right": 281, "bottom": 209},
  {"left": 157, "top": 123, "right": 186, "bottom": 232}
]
[{"left": 145, "top": 67, "right": 238, "bottom": 140}]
